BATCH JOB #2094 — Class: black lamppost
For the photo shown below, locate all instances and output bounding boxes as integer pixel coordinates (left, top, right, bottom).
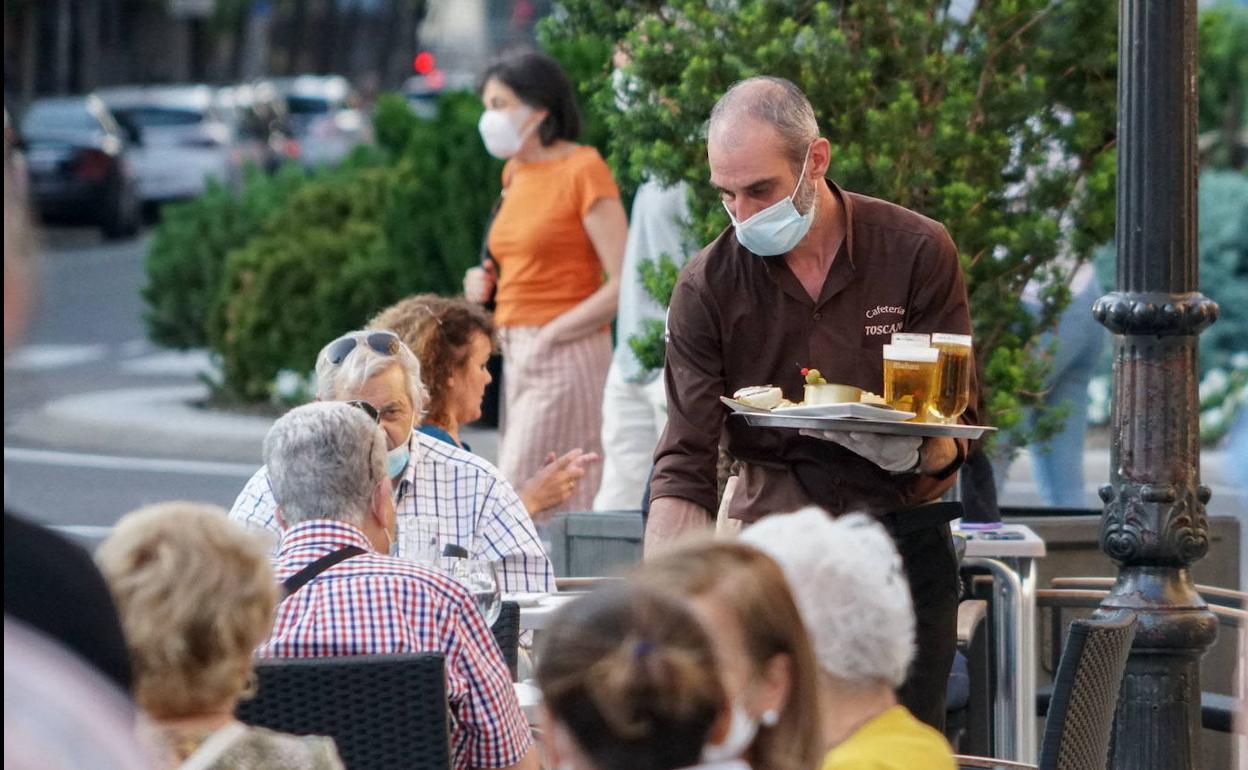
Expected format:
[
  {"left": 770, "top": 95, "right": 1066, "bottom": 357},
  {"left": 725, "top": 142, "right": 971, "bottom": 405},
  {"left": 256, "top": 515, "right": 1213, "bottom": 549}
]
[{"left": 1091, "top": 1, "right": 1220, "bottom": 768}]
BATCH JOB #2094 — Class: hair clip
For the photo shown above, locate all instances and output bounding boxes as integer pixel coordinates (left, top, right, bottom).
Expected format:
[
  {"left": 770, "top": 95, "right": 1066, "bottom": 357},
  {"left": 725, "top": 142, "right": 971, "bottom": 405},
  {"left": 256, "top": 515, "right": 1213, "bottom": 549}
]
[{"left": 633, "top": 640, "right": 656, "bottom": 659}]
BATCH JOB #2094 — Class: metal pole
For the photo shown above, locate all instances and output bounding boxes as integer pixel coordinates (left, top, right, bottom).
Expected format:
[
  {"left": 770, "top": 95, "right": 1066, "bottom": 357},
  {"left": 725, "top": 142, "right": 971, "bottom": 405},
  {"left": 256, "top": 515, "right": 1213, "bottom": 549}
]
[{"left": 1092, "top": 1, "right": 1220, "bottom": 768}]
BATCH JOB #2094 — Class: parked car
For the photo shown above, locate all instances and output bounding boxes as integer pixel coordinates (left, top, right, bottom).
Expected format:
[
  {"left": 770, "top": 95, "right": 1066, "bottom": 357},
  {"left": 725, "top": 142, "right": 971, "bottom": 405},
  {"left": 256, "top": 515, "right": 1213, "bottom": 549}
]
[
  {"left": 266, "top": 75, "right": 370, "bottom": 167},
  {"left": 215, "top": 82, "right": 299, "bottom": 173},
  {"left": 97, "top": 84, "right": 241, "bottom": 202},
  {"left": 19, "top": 95, "right": 141, "bottom": 239}
]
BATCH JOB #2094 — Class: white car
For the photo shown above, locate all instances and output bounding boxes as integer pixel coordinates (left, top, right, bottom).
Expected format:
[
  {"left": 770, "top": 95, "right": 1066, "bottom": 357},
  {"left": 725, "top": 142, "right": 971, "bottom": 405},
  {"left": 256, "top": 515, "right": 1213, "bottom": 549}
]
[
  {"left": 97, "top": 85, "right": 241, "bottom": 202},
  {"left": 267, "top": 75, "right": 370, "bottom": 168}
]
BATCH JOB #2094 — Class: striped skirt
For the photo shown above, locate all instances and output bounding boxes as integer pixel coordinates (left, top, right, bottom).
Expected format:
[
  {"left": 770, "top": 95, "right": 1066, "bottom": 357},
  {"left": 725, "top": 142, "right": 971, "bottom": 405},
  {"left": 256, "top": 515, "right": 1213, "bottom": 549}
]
[{"left": 498, "top": 326, "right": 611, "bottom": 514}]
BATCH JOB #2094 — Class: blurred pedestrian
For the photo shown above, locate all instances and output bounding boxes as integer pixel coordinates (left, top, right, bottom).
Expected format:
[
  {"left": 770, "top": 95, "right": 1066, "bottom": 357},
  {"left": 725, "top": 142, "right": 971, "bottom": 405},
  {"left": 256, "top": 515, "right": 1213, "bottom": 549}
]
[
  {"left": 536, "top": 581, "right": 741, "bottom": 770},
  {"left": 742, "top": 508, "right": 956, "bottom": 770},
  {"left": 998, "top": 263, "right": 1106, "bottom": 507},
  {"left": 369, "top": 294, "right": 598, "bottom": 522},
  {"left": 637, "top": 540, "right": 825, "bottom": 770},
  {"left": 465, "top": 49, "right": 627, "bottom": 514},
  {"left": 4, "top": 151, "right": 134, "bottom": 695},
  {"left": 96, "top": 502, "right": 345, "bottom": 770}
]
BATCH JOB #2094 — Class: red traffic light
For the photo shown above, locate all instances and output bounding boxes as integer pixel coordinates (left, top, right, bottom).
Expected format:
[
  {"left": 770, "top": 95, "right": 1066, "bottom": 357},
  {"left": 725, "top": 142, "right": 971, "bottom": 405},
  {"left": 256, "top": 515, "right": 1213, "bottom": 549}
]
[{"left": 413, "top": 51, "right": 436, "bottom": 75}]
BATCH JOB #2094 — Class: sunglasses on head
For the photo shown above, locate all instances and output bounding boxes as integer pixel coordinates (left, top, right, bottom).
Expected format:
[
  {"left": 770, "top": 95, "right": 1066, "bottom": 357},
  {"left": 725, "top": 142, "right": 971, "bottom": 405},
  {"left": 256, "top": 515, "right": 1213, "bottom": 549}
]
[
  {"left": 325, "top": 331, "right": 401, "bottom": 366},
  {"left": 346, "top": 400, "right": 381, "bottom": 423}
]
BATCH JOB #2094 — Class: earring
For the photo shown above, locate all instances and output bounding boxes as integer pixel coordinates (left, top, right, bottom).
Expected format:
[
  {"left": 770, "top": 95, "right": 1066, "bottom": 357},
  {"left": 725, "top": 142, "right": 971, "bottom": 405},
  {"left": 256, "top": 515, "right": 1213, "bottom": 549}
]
[
  {"left": 761, "top": 708, "right": 780, "bottom": 727},
  {"left": 240, "top": 670, "right": 259, "bottom": 700}
]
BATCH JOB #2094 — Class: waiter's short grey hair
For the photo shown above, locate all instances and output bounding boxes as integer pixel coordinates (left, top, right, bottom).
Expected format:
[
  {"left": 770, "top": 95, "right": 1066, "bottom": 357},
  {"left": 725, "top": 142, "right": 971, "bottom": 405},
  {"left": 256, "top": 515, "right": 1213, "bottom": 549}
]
[
  {"left": 314, "top": 329, "right": 428, "bottom": 417},
  {"left": 263, "top": 401, "right": 387, "bottom": 527},
  {"left": 709, "top": 76, "right": 819, "bottom": 173},
  {"left": 741, "top": 507, "right": 915, "bottom": 688}
]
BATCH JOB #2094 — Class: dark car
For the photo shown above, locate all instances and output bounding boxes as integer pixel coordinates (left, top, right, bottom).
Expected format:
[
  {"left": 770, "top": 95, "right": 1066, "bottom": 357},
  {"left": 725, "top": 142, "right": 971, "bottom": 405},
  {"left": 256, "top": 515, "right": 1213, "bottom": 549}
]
[{"left": 19, "top": 95, "right": 141, "bottom": 239}]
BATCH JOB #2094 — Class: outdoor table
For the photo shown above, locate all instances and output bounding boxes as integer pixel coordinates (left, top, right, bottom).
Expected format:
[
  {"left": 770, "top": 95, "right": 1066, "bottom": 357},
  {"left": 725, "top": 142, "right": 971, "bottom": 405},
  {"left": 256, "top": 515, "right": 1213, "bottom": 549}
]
[
  {"left": 514, "top": 593, "right": 580, "bottom": 632},
  {"left": 955, "top": 520, "right": 1046, "bottom": 764}
]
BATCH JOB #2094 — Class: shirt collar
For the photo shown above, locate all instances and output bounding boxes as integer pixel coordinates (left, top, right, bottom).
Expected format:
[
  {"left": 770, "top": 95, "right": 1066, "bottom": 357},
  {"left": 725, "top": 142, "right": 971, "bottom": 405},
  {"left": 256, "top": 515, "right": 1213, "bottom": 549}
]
[
  {"left": 277, "top": 519, "right": 374, "bottom": 557},
  {"left": 394, "top": 430, "right": 420, "bottom": 499},
  {"left": 825, "top": 178, "right": 857, "bottom": 270}
]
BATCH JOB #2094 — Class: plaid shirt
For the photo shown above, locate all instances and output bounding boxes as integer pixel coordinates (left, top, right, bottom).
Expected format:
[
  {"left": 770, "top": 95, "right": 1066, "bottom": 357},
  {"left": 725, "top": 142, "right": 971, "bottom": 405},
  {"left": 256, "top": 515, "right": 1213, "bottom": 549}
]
[
  {"left": 257, "top": 520, "right": 532, "bottom": 770},
  {"left": 229, "top": 430, "right": 555, "bottom": 594}
]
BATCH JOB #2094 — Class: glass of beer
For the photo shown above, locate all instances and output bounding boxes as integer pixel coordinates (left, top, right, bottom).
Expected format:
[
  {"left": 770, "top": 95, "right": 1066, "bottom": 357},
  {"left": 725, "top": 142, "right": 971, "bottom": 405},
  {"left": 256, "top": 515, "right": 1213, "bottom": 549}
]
[
  {"left": 931, "top": 333, "right": 973, "bottom": 424},
  {"left": 882, "top": 344, "right": 939, "bottom": 422}
]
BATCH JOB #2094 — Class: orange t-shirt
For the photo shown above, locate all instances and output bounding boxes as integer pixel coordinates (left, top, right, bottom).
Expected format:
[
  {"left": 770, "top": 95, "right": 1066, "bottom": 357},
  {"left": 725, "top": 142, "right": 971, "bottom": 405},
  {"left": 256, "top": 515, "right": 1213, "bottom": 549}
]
[{"left": 487, "top": 145, "right": 620, "bottom": 328}]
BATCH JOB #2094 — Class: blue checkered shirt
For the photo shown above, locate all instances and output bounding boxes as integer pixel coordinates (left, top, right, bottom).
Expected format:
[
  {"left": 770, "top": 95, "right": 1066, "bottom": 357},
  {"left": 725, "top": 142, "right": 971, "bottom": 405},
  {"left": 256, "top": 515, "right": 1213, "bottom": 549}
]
[{"left": 229, "top": 430, "right": 555, "bottom": 594}]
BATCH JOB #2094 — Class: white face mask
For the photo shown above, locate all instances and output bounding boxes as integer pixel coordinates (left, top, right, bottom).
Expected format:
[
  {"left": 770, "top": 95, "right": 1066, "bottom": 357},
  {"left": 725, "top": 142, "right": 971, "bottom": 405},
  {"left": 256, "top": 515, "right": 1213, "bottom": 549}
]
[
  {"left": 701, "top": 698, "right": 760, "bottom": 763},
  {"left": 723, "top": 146, "right": 816, "bottom": 256},
  {"left": 478, "top": 106, "right": 536, "bottom": 159}
]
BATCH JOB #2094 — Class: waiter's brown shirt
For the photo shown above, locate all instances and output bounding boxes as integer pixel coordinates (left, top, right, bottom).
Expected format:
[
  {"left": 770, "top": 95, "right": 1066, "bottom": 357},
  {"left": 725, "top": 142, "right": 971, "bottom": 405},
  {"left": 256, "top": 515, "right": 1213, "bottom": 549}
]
[{"left": 651, "top": 181, "right": 976, "bottom": 521}]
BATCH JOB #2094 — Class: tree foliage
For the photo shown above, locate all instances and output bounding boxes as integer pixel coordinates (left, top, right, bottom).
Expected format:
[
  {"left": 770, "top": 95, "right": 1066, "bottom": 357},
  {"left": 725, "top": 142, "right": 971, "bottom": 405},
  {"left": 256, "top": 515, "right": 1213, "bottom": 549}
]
[{"left": 542, "top": 0, "right": 1119, "bottom": 449}]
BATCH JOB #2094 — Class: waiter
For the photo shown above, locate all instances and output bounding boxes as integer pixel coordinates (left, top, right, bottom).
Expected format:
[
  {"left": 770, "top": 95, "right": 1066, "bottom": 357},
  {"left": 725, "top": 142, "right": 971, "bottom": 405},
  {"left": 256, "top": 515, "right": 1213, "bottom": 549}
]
[{"left": 648, "top": 76, "right": 975, "bottom": 730}]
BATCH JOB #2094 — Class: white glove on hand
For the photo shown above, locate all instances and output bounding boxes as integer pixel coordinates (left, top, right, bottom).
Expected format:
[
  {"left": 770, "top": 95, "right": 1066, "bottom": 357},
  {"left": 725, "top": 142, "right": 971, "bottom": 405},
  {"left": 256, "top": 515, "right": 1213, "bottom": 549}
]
[{"left": 799, "top": 430, "right": 923, "bottom": 473}]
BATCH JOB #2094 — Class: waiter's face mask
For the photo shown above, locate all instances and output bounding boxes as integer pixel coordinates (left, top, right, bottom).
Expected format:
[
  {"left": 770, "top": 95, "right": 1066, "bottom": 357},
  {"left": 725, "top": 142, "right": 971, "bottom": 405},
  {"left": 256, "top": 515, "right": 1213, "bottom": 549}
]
[{"left": 723, "top": 144, "right": 817, "bottom": 257}]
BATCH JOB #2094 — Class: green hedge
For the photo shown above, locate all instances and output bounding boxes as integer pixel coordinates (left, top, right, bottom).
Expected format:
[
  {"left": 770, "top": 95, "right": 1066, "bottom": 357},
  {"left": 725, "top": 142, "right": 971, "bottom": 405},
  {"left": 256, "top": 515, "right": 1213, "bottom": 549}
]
[
  {"left": 142, "top": 164, "right": 309, "bottom": 350},
  {"left": 143, "top": 91, "right": 503, "bottom": 401}
]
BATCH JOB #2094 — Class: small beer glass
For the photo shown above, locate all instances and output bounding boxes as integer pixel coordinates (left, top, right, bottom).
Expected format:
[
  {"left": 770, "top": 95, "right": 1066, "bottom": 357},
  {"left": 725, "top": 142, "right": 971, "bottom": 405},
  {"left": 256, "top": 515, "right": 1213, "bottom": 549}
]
[
  {"left": 882, "top": 344, "right": 939, "bottom": 422},
  {"left": 930, "top": 333, "right": 972, "bottom": 424}
]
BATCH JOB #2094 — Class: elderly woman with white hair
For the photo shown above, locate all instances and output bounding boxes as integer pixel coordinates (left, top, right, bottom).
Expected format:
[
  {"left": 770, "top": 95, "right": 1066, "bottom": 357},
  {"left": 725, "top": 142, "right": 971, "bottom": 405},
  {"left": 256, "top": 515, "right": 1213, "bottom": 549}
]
[
  {"left": 228, "top": 329, "right": 555, "bottom": 595},
  {"left": 741, "top": 508, "right": 956, "bottom": 770}
]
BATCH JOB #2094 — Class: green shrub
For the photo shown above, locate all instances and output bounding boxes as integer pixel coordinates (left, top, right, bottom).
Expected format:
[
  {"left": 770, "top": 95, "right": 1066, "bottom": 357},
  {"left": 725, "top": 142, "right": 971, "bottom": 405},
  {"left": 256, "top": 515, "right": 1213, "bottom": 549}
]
[
  {"left": 207, "top": 92, "right": 503, "bottom": 400},
  {"left": 141, "top": 164, "right": 308, "bottom": 349},
  {"left": 213, "top": 167, "right": 399, "bottom": 400}
]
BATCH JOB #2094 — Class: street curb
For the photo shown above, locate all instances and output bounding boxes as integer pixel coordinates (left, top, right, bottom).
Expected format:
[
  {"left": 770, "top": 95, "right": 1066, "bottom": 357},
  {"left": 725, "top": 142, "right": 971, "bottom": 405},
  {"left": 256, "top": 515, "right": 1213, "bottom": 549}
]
[{"left": 9, "top": 385, "right": 271, "bottom": 464}]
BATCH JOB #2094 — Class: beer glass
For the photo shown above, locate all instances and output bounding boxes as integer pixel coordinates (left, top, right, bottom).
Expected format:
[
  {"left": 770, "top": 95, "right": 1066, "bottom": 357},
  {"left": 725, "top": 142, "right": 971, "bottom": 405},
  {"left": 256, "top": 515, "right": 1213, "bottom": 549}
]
[
  {"left": 930, "top": 333, "right": 972, "bottom": 424},
  {"left": 882, "top": 344, "right": 939, "bottom": 422}
]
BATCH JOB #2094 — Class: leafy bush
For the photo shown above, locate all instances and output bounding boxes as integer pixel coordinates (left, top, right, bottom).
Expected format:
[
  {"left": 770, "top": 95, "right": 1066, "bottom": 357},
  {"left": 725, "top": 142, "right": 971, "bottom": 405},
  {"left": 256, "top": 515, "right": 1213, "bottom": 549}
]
[
  {"left": 212, "top": 167, "right": 398, "bottom": 400},
  {"left": 204, "top": 92, "right": 503, "bottom": 400},
  {"left": 142, "top": 164, "right": 308, "bottom": 349},
  {"left": 1198, "top": 3, "right": 1248, "bottom": 168},
  {"left": 543, "top": 0, "right": 1120, "bottom": 451}
]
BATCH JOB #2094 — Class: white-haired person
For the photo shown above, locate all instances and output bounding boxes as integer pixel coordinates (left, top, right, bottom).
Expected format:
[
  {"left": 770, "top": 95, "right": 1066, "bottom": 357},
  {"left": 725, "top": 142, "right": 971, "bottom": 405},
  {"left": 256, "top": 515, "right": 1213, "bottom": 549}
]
[
  {"left": 229, "top": 329, "right": 555, "bottom": 596},
  {"left": 95, "top": 502, "right": 345, "bottom": 770},
  {"left": 256, "top": 401, "right": 539, "bottom": 770},
  {"left": 741, "top": 508, "right": 956, "bottom": 770}
]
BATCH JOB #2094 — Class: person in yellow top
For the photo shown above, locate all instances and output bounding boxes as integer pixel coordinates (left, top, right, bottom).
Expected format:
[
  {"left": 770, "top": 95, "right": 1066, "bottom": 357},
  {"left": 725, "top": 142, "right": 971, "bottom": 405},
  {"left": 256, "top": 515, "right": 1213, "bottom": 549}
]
[{"left": 741, "top": 508, "right": 957, "bottom": 770}]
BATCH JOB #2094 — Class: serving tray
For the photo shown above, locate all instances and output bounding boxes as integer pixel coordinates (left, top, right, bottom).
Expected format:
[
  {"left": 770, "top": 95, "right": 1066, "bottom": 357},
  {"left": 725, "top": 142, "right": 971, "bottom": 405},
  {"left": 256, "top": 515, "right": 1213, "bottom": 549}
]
[{"left": 736, "top": 411, "right": 996, "bottom": 440}]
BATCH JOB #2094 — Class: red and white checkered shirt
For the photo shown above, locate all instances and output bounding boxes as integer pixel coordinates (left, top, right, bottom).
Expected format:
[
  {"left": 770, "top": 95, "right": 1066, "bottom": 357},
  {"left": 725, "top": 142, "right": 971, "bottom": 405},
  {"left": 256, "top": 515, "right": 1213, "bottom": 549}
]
[{"left": 257, "top": 520, "right": 532, "bottom": 770}]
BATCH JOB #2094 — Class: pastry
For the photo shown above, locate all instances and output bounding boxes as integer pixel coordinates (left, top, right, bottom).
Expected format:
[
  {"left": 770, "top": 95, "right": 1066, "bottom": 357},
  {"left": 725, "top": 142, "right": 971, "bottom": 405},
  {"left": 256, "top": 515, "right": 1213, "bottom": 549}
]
[{"left": 733, "top": 385, "right": 784, "bottom": 410}]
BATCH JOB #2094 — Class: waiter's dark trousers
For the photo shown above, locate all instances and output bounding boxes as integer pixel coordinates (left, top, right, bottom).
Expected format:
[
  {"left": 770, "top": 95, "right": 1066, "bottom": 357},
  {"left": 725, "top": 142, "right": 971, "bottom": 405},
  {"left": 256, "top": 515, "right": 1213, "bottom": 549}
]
[{"left": 887, "top": 520, "right": 959, "bottom": 731}]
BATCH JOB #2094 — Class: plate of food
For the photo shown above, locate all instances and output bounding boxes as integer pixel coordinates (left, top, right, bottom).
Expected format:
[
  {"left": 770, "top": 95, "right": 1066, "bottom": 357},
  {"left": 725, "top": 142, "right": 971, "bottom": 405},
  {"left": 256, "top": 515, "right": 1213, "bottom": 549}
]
[{"left": 771, "top": 402, "right": 916, "bottom": 421}]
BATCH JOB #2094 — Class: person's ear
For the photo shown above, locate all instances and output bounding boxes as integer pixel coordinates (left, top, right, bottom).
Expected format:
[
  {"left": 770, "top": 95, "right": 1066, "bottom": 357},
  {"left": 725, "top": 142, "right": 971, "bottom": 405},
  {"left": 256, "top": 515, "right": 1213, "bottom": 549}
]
[
  {"left": 809, "top": 137, "right": 831, "bottom": 179},
  {"left": 754, "top": 653, "right": 793, "bottom": 719},
  {"left": 369, "top": 477, "right": 393, "bottom": 529}
]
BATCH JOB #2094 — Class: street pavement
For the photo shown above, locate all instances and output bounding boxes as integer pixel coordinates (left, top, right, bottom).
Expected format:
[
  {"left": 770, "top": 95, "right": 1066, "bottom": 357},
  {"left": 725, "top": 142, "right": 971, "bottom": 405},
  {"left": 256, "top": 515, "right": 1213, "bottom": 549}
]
[{"left": 3, "top": 225, "right": 1243, "bottom": 587}]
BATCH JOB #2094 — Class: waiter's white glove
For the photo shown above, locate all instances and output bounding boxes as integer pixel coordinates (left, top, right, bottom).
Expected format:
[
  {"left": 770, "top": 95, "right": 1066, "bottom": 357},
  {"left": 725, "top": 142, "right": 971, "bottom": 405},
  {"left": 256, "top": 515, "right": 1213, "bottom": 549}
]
[{"left": 799, "top": 430, "right": 923, "bottom": 473}]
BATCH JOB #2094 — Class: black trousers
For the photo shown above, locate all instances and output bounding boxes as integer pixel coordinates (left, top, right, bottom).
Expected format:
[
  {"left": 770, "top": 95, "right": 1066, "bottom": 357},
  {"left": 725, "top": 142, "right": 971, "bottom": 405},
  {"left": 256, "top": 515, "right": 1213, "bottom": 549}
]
[{"left": 885, "top": 519, "right": 960, "bottom": 731}]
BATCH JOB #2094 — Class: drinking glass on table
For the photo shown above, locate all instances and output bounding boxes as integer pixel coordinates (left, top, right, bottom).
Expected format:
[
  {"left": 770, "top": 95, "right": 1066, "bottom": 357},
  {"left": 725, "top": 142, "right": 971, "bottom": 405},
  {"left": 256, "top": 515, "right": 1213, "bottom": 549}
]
[
  {"left": 456, "top": 559, "right": 502, "bottom": 626},
  {"left": 401, "top": 519, "right": 440, "bottom": 567},
  {"left": 882, "top": 343, "right": 939, "bottom": 422},
  {"left": 930, "top": 333, "right": 972, "bottom": 424}
]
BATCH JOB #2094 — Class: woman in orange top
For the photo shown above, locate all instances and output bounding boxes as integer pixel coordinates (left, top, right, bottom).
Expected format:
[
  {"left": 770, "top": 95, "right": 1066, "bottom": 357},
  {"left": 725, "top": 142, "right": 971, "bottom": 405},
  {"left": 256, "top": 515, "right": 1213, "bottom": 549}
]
[{"left": 465, "top": 50, "right": 627, "bottom": 514}]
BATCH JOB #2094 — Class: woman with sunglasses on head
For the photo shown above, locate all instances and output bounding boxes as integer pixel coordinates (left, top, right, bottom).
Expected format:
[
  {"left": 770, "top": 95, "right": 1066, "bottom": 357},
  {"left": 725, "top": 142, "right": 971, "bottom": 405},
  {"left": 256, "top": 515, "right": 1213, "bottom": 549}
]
[
  {"left": 537, "top": 581, "right": 750, "bottom": 770},
  {"left": 369, "top": 294, "right": 599, "bottom": 522},
  {"left": 227, "top": 329, "right": 556, "bottom": 596},
  {"left": 464, "top": 49, "right": 628, "bottom": 515},
  {"left": 635, "top": 540, "right": 824, "bottom": 770}
]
